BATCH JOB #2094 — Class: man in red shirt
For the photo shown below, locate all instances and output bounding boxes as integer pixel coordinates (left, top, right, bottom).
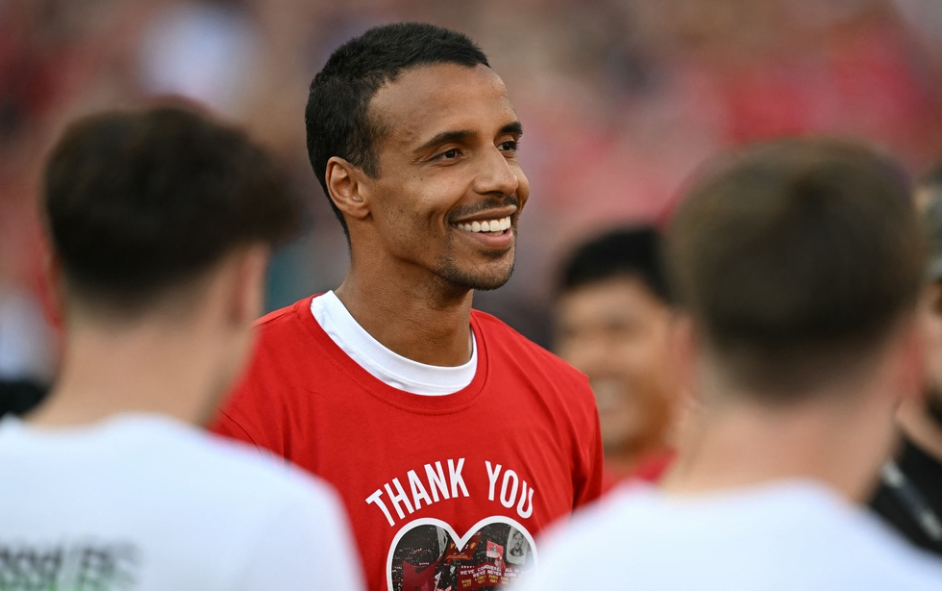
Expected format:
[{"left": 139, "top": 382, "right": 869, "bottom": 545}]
[{"left": 211, "top": 22, "right": 604, "bottom": 591}]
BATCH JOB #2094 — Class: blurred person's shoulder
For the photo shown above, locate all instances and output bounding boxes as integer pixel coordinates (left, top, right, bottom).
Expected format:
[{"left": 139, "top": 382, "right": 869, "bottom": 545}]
[
  {"left": 0, "top": 413, "right": 360, "bottom": 589},
  {"left": 526, "top": 481, "right": 942, "bottom": 591},
  {"left": 141, "top": 413, "right": 338, "bottom": 506},
  {"left": 0, "top": 412, "right": 338, "bottom": 511}
]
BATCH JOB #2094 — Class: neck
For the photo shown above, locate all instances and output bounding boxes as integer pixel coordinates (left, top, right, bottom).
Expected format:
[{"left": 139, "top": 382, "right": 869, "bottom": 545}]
[
  {"left": 27, "top": 319, "right": 223, "bottom": 428},
  {"left": 335, "top": 265, "right": 474, "bottom": 367},
  {"left": 606, "top": 435, "right": 671, "bottom": 474},
  {"left": 663, "top": 386, "right": 895, "bottom": 504},
  {"left": 898, "top": 396, "right": 942, "bottom": 461}
]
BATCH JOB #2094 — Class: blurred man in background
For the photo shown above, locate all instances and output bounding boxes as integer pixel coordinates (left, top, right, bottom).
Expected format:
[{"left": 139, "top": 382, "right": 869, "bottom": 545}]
[
  {"left": 522, "top": 138, "right": 942, "bottom": 590},
  {"left": 554, "top": 226, "right": 679, "bottom": 485},
  {"left": 0, "top": 105, "right": 364, "bottom": 590},
  {"left": 871, "top": 164, "right": 942, "bottom": 556}
]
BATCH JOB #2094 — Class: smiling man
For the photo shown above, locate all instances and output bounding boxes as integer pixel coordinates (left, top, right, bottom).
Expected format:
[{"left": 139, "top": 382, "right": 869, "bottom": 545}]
[{"left": 210, "top": 23, "right": 603, "bottom": 591}]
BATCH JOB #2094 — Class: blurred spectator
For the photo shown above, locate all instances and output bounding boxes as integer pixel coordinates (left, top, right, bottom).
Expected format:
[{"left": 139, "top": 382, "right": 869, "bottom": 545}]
[
  {"left": 136, "top": 0, "right": 261, "bottom": 117},
  {"left": 521, "top": 138, "right": 942, "bottom": 591},
  {"left": 554, "top": 226, "right": 680, "bottom": 486},
  {"left": 870, "top": 164, "right": 942, "bottom": 556}
]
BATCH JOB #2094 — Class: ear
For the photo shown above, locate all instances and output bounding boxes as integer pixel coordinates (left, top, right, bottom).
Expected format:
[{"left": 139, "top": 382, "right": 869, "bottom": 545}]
[
  {"left": 894, "top": 317, "right": 926, "bottom": 405},
  {"left": 925, "top": 282, "right": 942, "bottom": 318},
  {"left": 659, "top": 311, "right": 710, "bottom": 471},
  {"left": 42, "top": 251, "right": 67, "bottom": 329},
  {"left": 227, "top": 244, "right": 270, "bottom": 327},
  {"left": 670, "top": 313, "right": 698, "bottom": 396},
  {"left": 325, "top": 156, "right": 371, "bottom": 223}
]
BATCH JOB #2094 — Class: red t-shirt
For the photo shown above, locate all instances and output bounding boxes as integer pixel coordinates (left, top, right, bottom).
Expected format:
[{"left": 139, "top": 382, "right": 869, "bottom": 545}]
[{"left": 210, "top": 296, "right": 604, "bottom": 591}]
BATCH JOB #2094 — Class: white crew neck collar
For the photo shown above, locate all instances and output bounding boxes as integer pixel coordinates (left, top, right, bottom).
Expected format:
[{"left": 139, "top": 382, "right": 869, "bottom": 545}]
[{"left": 310, "top": 291, "right": 477, "bottom": 396}]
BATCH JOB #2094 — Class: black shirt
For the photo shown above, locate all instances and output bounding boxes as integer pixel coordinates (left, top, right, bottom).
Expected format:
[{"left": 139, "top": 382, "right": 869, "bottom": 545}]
[
  {"left": 0, "top": 379, "right": 47, "bottom": 419},
  {"left": 870, "top": 436, "right": 942, "bottom": 557}
]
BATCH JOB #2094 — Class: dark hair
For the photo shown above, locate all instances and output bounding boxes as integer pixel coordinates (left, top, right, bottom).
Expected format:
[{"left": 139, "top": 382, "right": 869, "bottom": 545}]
[
  {"left": 558, "top": 225, "right": 670, "bottom": 303},
  {"left": 667, "top": 137, "right": 924, "bottom": 399},
  {"left": 305, "top": 22, "right": 489, "bottom": 236},
  {"left": 922, "top": 163, "right": 942, "bottom": 193},
  {"left": 44, "top": 105, "right": 302, "bottom": 315}
]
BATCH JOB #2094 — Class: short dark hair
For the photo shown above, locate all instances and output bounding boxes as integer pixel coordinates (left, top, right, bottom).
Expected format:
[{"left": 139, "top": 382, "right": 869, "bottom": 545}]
[
  {"left": 305, "top": 22, "right": 489, "bottom": 236},
  {"left": 557, "top": 225, "right": 670, "bottom": 303},
  {"left": 44, "top": 105, "right": 302, "bottom": 315},
  {"left": 667, "top": 137, "right": 924, "bottom": 399}
]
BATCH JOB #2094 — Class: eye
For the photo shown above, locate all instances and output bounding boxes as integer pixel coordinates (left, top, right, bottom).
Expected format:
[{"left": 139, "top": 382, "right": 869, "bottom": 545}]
[
  {"left": 499, "top": 139, "right": 519, "bottom": 154},
  {"left": 434, "top": 148, "right": 461, "bottom": 161}
]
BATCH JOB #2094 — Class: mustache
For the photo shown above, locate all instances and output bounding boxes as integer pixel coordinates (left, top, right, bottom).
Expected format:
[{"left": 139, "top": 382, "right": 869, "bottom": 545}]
[{"left": 447, "top": 195, "right": 520, "bottom": 223}]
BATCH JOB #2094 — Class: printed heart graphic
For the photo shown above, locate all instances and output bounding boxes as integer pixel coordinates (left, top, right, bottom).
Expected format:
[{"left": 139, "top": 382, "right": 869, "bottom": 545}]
[{"left": 386, "top": 516, "right": 537, "bottom": 591}]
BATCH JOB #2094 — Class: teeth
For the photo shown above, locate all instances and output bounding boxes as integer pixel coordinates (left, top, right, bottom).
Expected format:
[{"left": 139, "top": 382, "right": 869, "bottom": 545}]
[{"left": 456, "top": 216, "right": 512, "bottom": 234}]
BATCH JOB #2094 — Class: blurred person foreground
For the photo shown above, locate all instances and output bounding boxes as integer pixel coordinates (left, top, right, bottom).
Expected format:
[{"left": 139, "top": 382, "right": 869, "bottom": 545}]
[
  {"left": 521, "top": 137, "right": 942, "bottom": 591},
  {"left": 870, "top": 164, "right": 942, "bottom": 556},
  {"left": 554, "top": 226, "right": 680, "bottom": 486},
  {"left": 210, "top": 22, "right": 603, "bottom": 591},
  {"left": 0, "top": 105, "right": 364, "bottom": 591}
]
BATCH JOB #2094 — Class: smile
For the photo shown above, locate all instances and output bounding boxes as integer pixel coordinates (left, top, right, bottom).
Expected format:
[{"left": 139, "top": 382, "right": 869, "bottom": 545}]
[{"left": 454, "top": 216, "right": 511, "bottom": 234}]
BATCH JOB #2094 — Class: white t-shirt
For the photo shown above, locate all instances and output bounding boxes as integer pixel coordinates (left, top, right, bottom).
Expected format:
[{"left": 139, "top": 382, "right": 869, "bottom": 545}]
[
  {"left": 310, "top": 290, "right": 476, "bottom": 395},
  {"left": 520, "top": 480, "right": 942, "bottom": 591},
  {"left": 0, "top": 413, "right": 365, "bottom": 591}
]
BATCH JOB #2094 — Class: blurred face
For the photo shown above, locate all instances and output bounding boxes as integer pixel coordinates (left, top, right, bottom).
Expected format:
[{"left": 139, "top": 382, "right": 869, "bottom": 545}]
[
  {"left": 361, "top": 63, "right": 529, "bottom": 291},
  {"left": 555, "top": 276, "right": 677, "bottom": 458}
]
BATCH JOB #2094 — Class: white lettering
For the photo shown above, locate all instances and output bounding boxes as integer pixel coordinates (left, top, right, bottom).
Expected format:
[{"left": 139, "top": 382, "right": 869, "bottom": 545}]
[
  {"left": 449, "top": 458, "right": 469, "bottom": 498},
  {"left": 365, "top": 490, "right": 395, "bottom": 527},
  {"left": 425, "top": 461, "right": 450, "bottom": 502},
  {"left": 517, "top": 482, "right": 535, "bottom": 518},
  {"left": 407, "top": 469, "right": 433, "bottom": 510},
  {"left": 500, "top": 470, "right": 519, "bottom": 508},
  {"left": 384, "top": 478, "right": 415, "bottom": 519},
  {"left": 485, "top": 461, "right": 502, "bottom": 501}
]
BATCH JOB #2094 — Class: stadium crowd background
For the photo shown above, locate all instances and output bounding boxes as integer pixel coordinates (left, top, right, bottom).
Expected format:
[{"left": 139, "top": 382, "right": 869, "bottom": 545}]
[{"left": 3, "top": 0, "right": 942, "bottom": 390}]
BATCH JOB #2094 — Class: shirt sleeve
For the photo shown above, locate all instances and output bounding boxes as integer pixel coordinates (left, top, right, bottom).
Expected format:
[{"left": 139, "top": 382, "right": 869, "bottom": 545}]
[
  {"left": 231, "top": 479, "right": 366, "bottom": 591},
  {"left": 206, "top": 344, "right": 285, "bottom": 456}
]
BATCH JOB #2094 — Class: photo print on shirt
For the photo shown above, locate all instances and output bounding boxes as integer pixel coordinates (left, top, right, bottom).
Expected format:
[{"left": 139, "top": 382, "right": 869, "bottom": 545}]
[{"left": 388, "top": 516, "right": 536, "bottom": 591}]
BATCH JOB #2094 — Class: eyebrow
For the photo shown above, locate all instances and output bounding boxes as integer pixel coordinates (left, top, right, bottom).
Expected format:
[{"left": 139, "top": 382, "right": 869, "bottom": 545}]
[
  {"left": 411, "top": 121, "right": 524, "bottom": 155},
  {"left": 500, "top": 121, "right": 524, "bottom": 137}
]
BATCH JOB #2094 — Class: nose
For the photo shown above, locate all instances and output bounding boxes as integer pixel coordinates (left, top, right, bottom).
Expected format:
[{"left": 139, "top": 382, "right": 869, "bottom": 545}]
[{"left": 474, "top": 145, "right": 522, "bottom": 197}]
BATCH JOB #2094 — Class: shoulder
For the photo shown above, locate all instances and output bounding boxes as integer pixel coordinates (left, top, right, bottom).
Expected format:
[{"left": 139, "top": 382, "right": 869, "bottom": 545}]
[
  {"left": 518, "top": 488, "right": 648, "bottom": 591},
  {"left": 471, "top": 309, "right": 587, "bottom": 385},
  {"left": 554, "top": 484, "right": 651, "bottom": 540},
  {"left": 839, "top": 507, "right": 942, "bottom": 588},
  {"left": 154, "top": 427, "right": 363, "bottom": 589},
  {"left": 242, "top": 295, "right": 329, "bottom": 373},
  {"left": 157, "top": 423, "right": 338, "bottom": 513},
  {"left": 254, "top": 296, "right": 316, "bottom": 333}
]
